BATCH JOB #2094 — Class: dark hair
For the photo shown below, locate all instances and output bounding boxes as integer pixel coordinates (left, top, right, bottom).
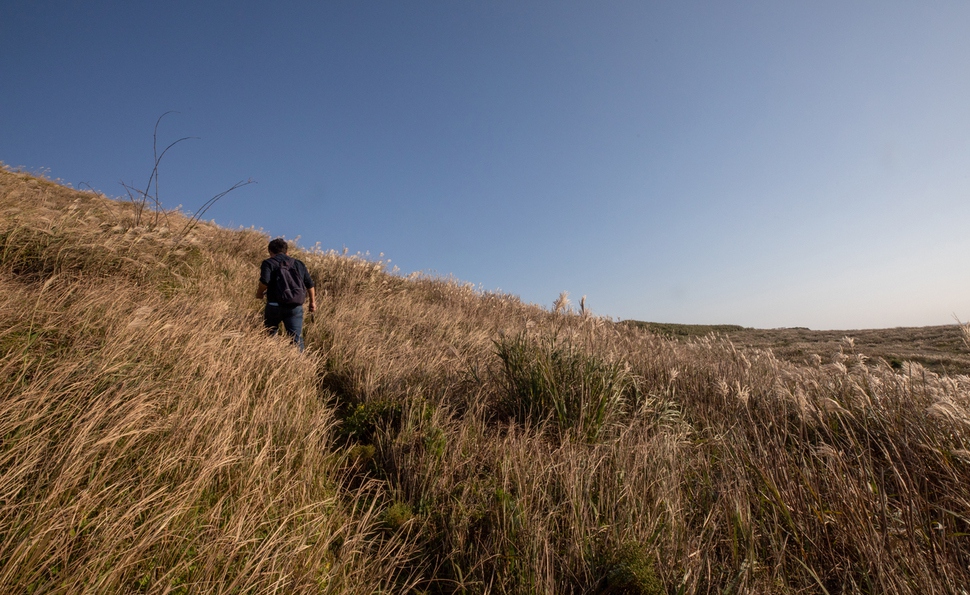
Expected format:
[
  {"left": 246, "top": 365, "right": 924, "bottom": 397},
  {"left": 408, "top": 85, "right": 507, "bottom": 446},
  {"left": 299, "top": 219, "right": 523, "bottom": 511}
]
[{"left": 268, "top": 238, "right": 288, "bottom": 255}]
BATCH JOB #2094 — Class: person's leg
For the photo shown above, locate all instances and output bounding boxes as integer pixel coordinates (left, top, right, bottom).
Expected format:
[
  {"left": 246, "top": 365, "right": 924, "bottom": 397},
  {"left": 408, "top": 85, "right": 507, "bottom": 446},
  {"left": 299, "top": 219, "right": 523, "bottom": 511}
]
[
  {"left": 264, "top": 303, "right": 283, "bottom": 336},
  {"left": 280, "top": 305, "right": 305, "bottom": 351}
]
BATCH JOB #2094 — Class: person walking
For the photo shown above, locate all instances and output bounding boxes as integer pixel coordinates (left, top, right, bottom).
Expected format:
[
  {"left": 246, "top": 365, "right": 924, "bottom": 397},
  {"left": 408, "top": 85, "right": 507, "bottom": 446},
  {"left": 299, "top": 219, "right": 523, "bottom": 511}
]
[{"left": 256, "top": 238, "right": 316, "bottom": 351}]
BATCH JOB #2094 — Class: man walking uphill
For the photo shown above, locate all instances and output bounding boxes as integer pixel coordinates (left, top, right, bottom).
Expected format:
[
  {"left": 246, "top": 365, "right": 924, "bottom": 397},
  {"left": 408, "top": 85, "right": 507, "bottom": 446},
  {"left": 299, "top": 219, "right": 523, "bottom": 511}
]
[{"left": 256, "top": 238, "right": 316, "bottom": 351}]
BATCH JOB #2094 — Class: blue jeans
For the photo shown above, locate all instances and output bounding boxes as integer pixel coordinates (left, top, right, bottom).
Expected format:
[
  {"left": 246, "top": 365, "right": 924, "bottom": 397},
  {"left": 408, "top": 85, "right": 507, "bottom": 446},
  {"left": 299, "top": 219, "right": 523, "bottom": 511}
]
[{"left": 264, "top": 303, "right": 305, "bottom": 351}]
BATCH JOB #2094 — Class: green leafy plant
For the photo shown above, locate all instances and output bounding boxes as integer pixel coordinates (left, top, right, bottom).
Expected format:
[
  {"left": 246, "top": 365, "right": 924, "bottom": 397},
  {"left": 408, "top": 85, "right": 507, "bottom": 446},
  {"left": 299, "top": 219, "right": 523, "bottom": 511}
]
[
  {"left": 382, "top": 502, "right": 414, "bottom": 532},
  {"left": 340, "top": 400, "right": 403, "bottom": 444},
  {"left": 598, "top": 542, "right": 663, "bottom": 595},
  {"left": 495, "top": 333, "right": 631, "bottom": 441}
]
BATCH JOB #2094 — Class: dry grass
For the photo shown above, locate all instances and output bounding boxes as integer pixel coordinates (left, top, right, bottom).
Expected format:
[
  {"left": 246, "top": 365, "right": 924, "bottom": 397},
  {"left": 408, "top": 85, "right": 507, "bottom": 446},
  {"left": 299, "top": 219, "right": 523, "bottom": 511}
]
[
  {"left": 626, "top": 321, "right": 970, "bottom": 376},
  {"left": 0, "top": 170, "right": 417, "bottom": 594},
  {"left": 3, "top": 167, "right": 970, "bottom": 594}
]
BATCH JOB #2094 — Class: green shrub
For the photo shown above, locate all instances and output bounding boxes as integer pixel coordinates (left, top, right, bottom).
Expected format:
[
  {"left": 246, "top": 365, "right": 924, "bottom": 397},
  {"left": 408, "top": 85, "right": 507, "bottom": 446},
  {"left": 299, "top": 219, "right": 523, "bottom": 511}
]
[
  {"left": 340, "top": 400, "right": 403, "bottom": 444},
  {"left": 495, "top": 333, "right": 630, "bottom": 441},
  {"left": 382, "top": 502, "right": 414, "bottom": 532},
  {"left": 598, "top": 542, "right": 663, "bottom": 595},
  {"left": 345, "top": 444, "right": 377, "bottom": 469}
]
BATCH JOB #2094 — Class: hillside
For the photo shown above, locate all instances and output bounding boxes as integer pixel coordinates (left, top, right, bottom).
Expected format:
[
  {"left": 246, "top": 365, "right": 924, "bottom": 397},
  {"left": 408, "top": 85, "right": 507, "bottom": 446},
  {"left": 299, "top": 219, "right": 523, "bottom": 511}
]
[
  {"left": 624, "top": 321, "right": 970, "bottom": 376},
  {"left": 3, "top": 167, "right": 970, "bottom": 594}
]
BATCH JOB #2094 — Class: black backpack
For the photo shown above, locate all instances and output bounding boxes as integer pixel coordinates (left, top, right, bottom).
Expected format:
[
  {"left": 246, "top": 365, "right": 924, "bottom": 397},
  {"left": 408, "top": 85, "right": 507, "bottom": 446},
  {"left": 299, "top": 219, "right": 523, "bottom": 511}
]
[{"left": 271, "top": 256, "right": 307, "bottom": 305}]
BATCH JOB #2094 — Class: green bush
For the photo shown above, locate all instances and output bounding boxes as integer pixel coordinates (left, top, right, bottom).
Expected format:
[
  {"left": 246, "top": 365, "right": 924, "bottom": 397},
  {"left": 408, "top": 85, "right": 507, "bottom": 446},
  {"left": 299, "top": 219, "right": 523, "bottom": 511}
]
[
  {"left": 598, "top": 542, "right": 663, "bottom": 595},
  {"left": 382, "top": 502, "right": 414, "bottom": 532},
  {"left": 495, "top": 333, "right": 631, "bottom": 441},
  {"left": 340, "top": 400, "right": 403, "bottom": 444}
]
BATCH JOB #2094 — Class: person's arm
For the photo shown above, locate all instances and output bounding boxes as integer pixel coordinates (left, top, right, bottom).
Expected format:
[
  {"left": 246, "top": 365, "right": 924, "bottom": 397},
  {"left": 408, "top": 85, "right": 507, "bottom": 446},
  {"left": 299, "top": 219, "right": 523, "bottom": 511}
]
[
  {"left": 257, "top": 259, "right": 272, "bottom": 300},
  {"left": 302, "top": 262, "right": 317, "bottom": 312}
]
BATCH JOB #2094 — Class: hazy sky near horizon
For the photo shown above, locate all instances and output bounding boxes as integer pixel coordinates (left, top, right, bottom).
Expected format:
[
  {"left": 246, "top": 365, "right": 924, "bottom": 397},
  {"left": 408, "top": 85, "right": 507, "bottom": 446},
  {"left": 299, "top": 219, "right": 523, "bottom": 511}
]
[{"left": 3, "top": 1, "right": 969, "bottom": 330}]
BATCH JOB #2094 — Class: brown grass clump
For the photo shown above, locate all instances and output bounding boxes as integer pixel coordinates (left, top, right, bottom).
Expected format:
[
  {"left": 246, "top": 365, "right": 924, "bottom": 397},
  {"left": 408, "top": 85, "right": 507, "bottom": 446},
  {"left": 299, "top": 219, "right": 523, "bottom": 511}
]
[{"left": 3, "top": 167, "right": 970, "bottom": 594}]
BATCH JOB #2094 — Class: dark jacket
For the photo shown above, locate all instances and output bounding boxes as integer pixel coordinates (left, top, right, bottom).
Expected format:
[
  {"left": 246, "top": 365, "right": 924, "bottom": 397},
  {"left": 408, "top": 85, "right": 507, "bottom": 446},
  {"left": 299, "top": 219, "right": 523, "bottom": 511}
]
[{"left": 259, "top": 254, "right": 314, "bottom": 304}]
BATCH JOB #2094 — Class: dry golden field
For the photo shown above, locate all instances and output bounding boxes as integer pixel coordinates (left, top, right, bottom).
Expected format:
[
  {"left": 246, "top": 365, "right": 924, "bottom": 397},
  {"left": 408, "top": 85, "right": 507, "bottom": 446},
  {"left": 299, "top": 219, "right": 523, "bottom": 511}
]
[
  {"left": 3, "top": 166, "right": 970, "bottom": 594},
  {"left": 625, "top": 322, "right": 970, "bottom": 377}
]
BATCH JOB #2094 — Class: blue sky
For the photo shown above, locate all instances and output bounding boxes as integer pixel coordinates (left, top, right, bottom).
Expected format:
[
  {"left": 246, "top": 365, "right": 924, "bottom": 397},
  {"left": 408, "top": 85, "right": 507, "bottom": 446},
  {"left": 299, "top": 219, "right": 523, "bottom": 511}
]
[{"left": 3, "top": 1, "right": 969, "bottom": 329}]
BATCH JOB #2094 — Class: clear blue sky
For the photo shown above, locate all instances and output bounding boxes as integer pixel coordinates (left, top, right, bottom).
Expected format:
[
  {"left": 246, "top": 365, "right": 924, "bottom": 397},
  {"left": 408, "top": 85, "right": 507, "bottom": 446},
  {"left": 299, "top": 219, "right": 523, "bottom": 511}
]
[{"left": 3, "top": 1, "right": 969, "bottom": 329}]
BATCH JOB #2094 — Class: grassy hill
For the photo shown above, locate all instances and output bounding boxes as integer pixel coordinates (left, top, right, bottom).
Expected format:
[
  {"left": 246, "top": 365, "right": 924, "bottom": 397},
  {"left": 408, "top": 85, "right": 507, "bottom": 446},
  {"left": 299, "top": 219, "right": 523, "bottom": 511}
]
[
  {"left": 3, "top": 166, "right": 970, "bottom": 594},
  {"left": 623, "top": 321, "right": 970, "bottom": 376}
]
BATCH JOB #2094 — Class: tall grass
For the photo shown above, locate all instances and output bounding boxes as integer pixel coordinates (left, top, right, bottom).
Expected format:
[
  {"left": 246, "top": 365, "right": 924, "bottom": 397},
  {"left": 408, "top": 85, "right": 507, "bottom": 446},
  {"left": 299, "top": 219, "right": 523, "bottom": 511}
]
[
  {"left": 494, "top": 331, "right": 632, "bottom": 442},
  {"left": 0, "top": 170, "right": 417, "bottom": 593},
  {"left": 3, "top": 167, "right": 970, "bottom": 593}
]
